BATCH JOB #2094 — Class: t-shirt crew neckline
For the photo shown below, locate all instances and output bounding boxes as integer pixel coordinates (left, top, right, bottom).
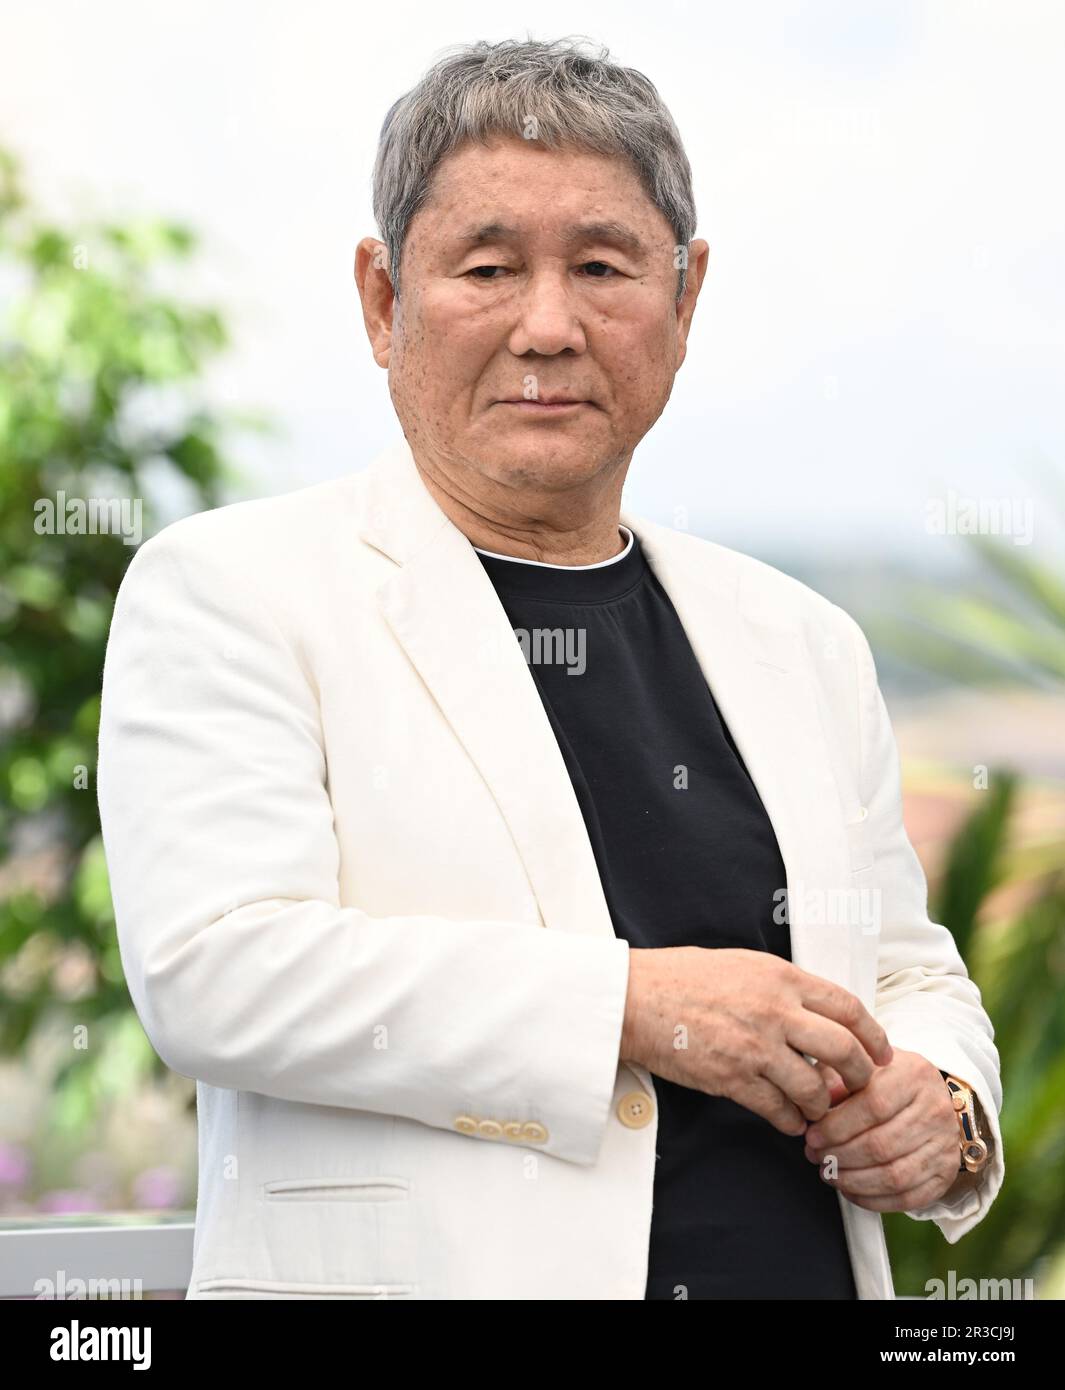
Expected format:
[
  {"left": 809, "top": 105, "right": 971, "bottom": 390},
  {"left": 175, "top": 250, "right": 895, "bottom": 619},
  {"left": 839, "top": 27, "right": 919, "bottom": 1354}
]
[{"left": 472, "top": 525, "right": 646, "bottom": 603}]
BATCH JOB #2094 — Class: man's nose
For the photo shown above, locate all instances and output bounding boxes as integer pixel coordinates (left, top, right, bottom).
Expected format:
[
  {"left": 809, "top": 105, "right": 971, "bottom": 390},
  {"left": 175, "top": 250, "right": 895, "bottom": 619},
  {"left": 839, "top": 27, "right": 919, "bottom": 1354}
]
[{"left": 507, "top": 273, "right": 588, "bottom": 357}]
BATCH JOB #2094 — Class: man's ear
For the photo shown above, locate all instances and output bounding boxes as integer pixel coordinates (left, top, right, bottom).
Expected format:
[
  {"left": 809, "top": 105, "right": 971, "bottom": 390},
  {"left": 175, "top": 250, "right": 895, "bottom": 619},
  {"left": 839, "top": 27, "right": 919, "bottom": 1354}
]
[
  {"left": 354, "top": 237, "right": 395, "bottom": 368},
  {"left": 674, "top": 237, "right": 710, "bottom": 371}
]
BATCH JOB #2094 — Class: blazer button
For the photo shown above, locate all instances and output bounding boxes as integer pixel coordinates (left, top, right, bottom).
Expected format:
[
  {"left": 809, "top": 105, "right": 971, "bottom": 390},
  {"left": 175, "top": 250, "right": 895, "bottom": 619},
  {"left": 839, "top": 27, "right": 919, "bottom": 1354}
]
[
  {"left": 519, "top": 1122, "right": 548, "bottom": 1144},
  {"left": 477, "top": 1119, "right": 503, "bottom": 1139},
  {"left": 502, "top": 1121, "right": 524, "bottom": 1141},
  {"left": 617, "top": 1091, "right": 654, "bottom": 1129},
  {"left": 454, "top": 1114, "right": 479, "bottom": 1134}
]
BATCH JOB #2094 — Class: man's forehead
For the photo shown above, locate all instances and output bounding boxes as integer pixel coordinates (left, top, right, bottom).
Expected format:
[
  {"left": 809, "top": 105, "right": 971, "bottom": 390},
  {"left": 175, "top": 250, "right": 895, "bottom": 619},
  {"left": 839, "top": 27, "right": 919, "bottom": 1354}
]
[
  {"left": 451, "top": 219, "right": 649, "bottom": 253},
  {"left": 425, "top": 138, "right": 653, "bottom": 211}
]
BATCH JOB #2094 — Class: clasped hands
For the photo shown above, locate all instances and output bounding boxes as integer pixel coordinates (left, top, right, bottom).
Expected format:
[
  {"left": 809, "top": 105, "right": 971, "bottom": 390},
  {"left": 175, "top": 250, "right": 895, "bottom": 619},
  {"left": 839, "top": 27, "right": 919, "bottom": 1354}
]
[{"left": 803, "top": 1048, "right": 967, "bottom": 1212}]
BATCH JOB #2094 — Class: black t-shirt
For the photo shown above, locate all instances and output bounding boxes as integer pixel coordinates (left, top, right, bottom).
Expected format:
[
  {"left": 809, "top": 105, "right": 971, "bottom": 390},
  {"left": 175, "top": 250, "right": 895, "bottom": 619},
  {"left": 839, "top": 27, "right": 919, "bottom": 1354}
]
[{"left": 474, "top": 525, "right": 857, "bottom": 1300}]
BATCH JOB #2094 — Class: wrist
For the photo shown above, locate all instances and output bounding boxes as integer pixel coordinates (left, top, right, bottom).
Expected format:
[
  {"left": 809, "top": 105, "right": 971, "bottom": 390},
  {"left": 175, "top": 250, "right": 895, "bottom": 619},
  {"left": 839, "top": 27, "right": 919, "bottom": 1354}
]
[{"left": 620, "top": 949, "right": 652, "bottom": 1065}]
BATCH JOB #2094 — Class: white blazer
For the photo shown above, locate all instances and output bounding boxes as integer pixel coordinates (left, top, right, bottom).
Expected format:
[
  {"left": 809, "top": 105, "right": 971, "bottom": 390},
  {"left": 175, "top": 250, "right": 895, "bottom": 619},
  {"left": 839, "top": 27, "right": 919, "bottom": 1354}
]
[{"left": 96, "top": 434, "right": 1004, "bottom": 1300}]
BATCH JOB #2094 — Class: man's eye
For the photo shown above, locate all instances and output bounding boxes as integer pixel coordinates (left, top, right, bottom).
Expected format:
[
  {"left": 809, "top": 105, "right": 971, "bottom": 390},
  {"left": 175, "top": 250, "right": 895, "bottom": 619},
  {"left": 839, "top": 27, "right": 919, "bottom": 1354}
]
[{"left": 465, "top": 262, "right": 618, "bottom": 281}]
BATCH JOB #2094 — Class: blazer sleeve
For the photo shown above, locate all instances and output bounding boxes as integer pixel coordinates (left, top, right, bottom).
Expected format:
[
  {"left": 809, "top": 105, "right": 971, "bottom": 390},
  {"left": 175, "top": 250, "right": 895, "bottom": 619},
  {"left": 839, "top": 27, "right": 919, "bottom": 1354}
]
[
  {"left": 843, "top": 611, "right": 1005, "bottom": 1242},
  {"left": 96, "top": 524, "right": 631, "bottom": 1168}
]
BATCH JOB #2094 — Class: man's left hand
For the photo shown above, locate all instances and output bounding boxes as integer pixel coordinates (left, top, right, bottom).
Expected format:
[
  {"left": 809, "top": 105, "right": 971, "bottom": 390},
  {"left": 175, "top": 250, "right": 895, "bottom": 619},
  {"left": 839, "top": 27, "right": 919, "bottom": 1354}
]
[{"left": 802, "top": 1048, "right": 961, "bottom": 1212}]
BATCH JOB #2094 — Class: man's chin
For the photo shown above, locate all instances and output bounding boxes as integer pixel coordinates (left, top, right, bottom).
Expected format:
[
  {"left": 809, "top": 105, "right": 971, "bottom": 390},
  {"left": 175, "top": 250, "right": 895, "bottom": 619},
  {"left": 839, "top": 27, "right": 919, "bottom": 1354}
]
[{"left": 465, "top": 433, "right": 612, "bottom": 491}]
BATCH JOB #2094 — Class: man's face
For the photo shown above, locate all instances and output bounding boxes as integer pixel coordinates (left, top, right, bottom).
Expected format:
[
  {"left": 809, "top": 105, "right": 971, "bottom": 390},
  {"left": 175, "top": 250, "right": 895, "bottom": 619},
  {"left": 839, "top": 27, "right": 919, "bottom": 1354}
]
[{"left": 360, "top": 134, "right": 706, "bottom": 498}]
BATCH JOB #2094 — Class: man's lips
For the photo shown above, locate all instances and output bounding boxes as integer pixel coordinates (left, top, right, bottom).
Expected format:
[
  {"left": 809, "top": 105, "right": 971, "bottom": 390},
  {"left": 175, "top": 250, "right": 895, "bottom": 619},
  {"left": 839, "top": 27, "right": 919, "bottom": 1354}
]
[{"left": 496, "top": 398, "right": 593, "bottom": 412}]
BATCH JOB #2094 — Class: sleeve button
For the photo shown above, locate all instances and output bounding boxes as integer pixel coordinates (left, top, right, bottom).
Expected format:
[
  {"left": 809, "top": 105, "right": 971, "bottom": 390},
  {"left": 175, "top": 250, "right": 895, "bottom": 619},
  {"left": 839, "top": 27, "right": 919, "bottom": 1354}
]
[{"left": 617, "top": 1091, "right": 655, "bottom": 1128}]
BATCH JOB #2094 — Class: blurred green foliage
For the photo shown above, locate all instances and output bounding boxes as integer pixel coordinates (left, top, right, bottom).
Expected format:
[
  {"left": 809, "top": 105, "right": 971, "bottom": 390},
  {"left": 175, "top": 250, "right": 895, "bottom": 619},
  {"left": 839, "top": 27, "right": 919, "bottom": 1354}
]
[
  {"left": 866, "top": 512, "right": 1065, "bottom": 690},
  {"left": 877, "top": 528, "right": 1065, "bottom": 1295},
  {"left": 0, "top": 145, "right": 266, "bottom": 1131}
]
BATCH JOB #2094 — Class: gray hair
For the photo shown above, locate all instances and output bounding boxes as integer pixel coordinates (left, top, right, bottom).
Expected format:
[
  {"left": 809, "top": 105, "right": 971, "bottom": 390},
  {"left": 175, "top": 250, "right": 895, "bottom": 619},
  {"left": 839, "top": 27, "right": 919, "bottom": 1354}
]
[{"left": 371, "top": 36, "right": 697, "bottom": 303}]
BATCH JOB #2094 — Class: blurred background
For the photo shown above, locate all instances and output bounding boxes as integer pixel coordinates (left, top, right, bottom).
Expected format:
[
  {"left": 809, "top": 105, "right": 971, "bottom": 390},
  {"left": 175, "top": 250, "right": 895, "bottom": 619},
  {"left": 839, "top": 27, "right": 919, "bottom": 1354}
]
[{"left": 1, "top": 0, "right": 1062, "bottom": 1298}]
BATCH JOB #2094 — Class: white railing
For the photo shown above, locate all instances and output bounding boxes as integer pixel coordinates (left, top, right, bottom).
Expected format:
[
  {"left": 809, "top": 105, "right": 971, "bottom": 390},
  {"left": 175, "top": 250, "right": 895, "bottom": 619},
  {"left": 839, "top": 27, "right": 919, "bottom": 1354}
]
[
  {"left": 0, "top": 1217, "right": 931, "bottom": 1298},
  {"left": 0, "top": 1212, "right": 194, "bottom": 1299}
]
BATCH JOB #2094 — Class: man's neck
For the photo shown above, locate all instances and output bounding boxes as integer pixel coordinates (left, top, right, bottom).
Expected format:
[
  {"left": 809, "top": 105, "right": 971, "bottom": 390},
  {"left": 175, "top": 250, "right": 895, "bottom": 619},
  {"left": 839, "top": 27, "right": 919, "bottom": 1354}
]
[{"left": 411, "top": 453, "right": 630, "bottom": 566}]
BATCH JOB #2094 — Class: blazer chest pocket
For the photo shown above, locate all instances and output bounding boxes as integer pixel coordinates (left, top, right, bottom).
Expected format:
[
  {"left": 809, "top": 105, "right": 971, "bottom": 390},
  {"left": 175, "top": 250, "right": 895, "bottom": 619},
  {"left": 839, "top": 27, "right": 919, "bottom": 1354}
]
[{"left": 846, "top": 807, "right": 874, "bottom": 873}]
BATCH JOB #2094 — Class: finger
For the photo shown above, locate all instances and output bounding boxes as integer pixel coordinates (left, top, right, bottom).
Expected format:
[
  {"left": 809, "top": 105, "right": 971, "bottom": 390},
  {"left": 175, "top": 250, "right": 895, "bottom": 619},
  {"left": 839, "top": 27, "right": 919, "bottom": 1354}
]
[
  {"left": 838, "top": 1171, "right": 960, "bottom": 1214},
  {"left": 805, "top": 1096, "right": 933, "bottom": 1169},
  {"left": 796, "top": 972, "right": 893, "bottom": 1067},
  {"left": 804, "top": 1066, "right": 914, "bottom": 1148},
  {"left": 813, "top": 1061, "right": 849, "bottom": 1105},
  {"left": 826, "top": 1132, "right": 954, "bottom": 1199},
  {"left": 732, "top": 1074, "right": 809, "bottom": 1137},
  {"left": 761, "top": 1049, "right": 832, "bottom": 1122},
  {"left": 782, "top": 1012, "right": 877, "bottom": 1094}
]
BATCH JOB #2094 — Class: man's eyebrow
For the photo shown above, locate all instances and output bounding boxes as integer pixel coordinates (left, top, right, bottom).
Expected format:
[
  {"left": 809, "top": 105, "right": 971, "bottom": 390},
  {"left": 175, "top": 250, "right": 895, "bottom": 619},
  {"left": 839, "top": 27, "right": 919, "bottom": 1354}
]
[{"left": 454, "top": 220, "right": 648, "bottom": 255}]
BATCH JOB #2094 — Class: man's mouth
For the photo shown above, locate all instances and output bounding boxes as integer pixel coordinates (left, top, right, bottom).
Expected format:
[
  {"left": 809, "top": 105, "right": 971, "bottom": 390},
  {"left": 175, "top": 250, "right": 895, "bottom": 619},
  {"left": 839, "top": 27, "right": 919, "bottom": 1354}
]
[{"left": 497, "top": 397, "right": 592, "bottom": 413}]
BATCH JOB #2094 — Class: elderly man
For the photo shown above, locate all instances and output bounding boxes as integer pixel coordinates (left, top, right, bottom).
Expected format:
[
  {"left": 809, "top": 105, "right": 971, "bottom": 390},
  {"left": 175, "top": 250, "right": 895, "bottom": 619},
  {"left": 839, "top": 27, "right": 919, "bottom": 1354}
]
[{"left": 96, "top": 37, "right": 1002, "bottom": 1301}]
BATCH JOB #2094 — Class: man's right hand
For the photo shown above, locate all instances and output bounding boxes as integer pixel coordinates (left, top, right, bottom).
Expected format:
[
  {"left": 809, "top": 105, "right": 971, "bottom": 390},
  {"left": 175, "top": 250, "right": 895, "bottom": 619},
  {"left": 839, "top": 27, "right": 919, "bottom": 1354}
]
[{"left": 619, "top": 946, "right": 893, "bottom": 1136}]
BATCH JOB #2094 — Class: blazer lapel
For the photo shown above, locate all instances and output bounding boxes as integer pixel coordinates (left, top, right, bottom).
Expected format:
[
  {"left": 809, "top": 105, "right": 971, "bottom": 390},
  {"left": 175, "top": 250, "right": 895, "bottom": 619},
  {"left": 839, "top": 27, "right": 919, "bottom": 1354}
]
[
  {"left": 621, "top": 508, "right": 855, "bottom": 990},
  {"left": 359, "top": 438, "right": 618, "bottom": 942}
]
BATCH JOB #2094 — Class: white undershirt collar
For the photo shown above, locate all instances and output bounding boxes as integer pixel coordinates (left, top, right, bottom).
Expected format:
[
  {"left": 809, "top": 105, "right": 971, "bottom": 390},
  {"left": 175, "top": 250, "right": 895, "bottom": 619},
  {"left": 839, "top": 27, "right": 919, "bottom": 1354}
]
[{"left": 473, "top": 525, "right": 633, "bottom": 570}]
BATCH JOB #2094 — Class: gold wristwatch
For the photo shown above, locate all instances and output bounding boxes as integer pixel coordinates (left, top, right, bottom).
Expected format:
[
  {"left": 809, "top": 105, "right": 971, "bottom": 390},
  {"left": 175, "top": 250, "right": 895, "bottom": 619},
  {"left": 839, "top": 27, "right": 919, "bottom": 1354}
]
[{"left": 939, "top": 1070, "right": 992, "bottom": 1174}]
